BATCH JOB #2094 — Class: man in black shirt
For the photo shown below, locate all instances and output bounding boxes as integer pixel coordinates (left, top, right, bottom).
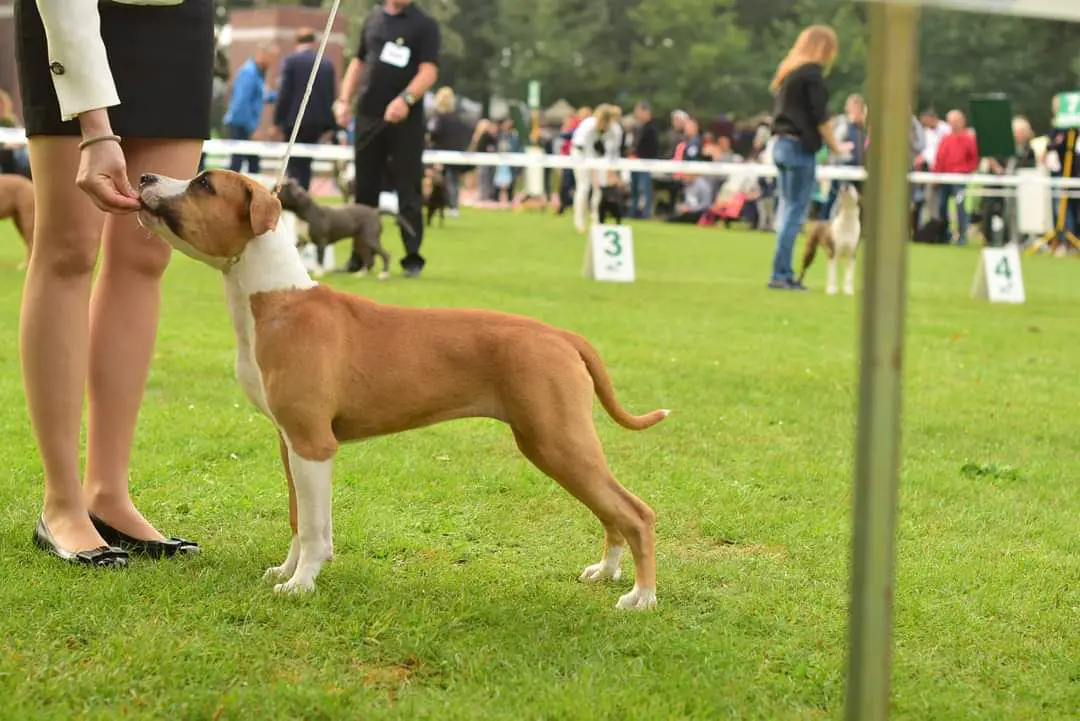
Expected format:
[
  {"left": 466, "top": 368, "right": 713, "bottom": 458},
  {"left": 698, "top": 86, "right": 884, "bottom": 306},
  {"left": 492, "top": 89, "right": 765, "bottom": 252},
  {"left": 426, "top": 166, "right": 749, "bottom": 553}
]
[
  {"left": 336, "top": 0, "right": 440, "bottom": 277},
  {"left": 629, "top": 100, "right": 660, "bottom": 219}
]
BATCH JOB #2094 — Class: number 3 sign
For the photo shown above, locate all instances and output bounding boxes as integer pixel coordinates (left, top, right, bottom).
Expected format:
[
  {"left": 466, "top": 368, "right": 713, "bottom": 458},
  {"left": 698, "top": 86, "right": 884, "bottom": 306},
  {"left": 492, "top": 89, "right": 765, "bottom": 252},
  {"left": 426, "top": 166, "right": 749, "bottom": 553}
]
[
  {"left": 972, "top": 245, "right": 1025, "bottom": 303},
  {"left": 584, "top": 225, "right": 636, "bottom": 282}
]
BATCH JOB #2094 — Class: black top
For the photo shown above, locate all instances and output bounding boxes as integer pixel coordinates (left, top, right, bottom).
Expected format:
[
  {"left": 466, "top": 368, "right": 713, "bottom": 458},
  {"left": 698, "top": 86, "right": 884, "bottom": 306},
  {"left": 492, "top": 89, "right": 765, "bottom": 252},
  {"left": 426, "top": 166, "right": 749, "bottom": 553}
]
[
  {"left": 275, "top": 48, "right": 337, "bottom": 136},
  {"left": 474, "top": 130, "right": 498, "bottom": 153},
  {"left": 356, "top": 3, "right": 441, "bottom": 120},
  {"left": 633, "top": 118, "right": 661, "bottom": 159},
  {"left": 771, "top": 62, "right": 830, "bottom": 153},
  {"left": 427, "top": 111, "right": 472, "bottom": 151}
]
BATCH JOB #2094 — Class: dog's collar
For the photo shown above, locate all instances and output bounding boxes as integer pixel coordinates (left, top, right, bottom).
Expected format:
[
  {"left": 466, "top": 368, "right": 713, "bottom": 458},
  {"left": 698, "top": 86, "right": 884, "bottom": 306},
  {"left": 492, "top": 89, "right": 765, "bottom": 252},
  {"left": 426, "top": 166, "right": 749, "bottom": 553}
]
[{"left": 221, "top": 252, "right": 242, "bottom": 274}]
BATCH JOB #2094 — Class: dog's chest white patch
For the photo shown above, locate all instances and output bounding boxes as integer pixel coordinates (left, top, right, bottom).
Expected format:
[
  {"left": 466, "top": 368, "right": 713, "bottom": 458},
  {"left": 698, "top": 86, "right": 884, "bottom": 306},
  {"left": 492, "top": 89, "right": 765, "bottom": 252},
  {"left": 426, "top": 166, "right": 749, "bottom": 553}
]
[{"left": 226, "top": 281, "right": 273, "bottom": 419}]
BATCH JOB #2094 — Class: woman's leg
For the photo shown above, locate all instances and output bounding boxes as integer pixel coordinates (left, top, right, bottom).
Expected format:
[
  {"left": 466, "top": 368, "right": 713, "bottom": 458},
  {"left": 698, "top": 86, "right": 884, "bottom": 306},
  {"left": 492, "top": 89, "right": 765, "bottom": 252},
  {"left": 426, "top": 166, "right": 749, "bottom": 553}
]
[
  {"left": 82, "top": 138, "right": 203, "bottom": 541},
  {"left": 573, "top": 164, "right": 591, "bottom": 233},
  {"left": 445, "top": 167, "right": 460, "bottom": 211},
  {"left": 22, "top": 137, "right": 107, "bottom": 552}
]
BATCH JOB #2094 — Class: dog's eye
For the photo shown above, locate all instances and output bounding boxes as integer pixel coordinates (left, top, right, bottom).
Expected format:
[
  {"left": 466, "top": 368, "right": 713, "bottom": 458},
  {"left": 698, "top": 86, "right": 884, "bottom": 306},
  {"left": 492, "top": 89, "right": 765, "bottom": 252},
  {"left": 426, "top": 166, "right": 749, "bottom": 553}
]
[{"left": 196, "top": 174, "right": 214, "bottom": 193}]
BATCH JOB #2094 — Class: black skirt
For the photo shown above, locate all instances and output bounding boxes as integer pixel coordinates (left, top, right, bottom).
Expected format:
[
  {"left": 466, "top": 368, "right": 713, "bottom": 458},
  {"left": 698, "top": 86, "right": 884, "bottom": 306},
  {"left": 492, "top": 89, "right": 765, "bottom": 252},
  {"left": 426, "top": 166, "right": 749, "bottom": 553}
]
[{"left": 14, "top": 0, "right": 215, "bottom": 139}]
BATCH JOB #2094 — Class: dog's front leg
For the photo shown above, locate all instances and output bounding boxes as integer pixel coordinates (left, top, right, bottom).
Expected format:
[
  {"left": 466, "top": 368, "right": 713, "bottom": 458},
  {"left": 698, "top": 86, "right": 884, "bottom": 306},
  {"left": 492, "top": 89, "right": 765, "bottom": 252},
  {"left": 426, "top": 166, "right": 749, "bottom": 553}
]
[
  {"left": 274, "top": 439, "right": 335, "bottom": 595},
  {"left": 826, "top": 255, "right": 839, "bottom": 295},
  {"left": 843, "top": 252, "right": 856, "bottom": 296},
  {"left": 265, "top": 433, "right": 303, "bottom": 582}
]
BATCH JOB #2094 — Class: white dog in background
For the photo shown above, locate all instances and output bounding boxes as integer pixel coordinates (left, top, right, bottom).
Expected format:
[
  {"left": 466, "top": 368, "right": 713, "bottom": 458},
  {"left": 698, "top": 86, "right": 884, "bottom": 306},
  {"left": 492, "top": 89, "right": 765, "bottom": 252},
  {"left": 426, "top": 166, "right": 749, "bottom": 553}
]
[{"left": 798, "top": 183, "right": 862, "bottom": 296}]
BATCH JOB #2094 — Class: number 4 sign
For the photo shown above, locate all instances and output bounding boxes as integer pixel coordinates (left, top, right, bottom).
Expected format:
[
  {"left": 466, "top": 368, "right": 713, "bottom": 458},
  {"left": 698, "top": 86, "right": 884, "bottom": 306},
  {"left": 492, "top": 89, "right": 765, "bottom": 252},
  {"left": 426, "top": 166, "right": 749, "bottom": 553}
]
[
  {"left": 584, "top": 224, "right": 636, "bottom": 282},
  {"left": 971, "top": 245, "right": 1025, "bottom": 303}
]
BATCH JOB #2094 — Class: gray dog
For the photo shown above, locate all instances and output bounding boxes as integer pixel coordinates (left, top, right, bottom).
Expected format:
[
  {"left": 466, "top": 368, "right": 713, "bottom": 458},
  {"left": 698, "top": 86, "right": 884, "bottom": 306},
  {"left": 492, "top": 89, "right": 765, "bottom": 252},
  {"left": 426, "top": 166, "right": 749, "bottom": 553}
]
[{"left": 276, "top": 178, "right": 413, "bottom": 280}]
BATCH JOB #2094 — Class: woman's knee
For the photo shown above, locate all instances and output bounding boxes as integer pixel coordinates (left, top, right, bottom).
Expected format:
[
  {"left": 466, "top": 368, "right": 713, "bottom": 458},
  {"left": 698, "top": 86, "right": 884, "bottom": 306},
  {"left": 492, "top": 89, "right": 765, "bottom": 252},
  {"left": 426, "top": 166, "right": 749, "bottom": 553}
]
[
  {"left": 32, "top": 226, "right": 101, "bottom": 278},
  {"left": 103, "top": 219, "right": 172, "bottom": 278}
]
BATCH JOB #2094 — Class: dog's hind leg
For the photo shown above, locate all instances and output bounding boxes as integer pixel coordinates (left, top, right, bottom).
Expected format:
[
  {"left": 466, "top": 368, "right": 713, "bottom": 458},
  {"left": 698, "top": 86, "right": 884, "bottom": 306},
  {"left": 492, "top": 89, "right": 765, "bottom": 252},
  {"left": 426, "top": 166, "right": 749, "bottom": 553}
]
[
  {"left": 509, "top": 379, "right": 657, "bottom": 610},
  {"left": 375, "top": 242, "right": 391, "bottom": 280}
]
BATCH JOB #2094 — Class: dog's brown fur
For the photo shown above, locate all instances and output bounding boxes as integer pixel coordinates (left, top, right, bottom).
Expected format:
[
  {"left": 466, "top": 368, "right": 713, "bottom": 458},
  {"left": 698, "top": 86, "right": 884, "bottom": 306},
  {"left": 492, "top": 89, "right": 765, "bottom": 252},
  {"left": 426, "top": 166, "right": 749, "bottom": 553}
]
[
  {"left": 798, "top": 220, "right": 834, "bottom": 283},
  {"left": 0, "top": 174, "right": 35, "bottom": 269},
  {"left": 138, "top": 169, "right": 667, "bottom": 608}
]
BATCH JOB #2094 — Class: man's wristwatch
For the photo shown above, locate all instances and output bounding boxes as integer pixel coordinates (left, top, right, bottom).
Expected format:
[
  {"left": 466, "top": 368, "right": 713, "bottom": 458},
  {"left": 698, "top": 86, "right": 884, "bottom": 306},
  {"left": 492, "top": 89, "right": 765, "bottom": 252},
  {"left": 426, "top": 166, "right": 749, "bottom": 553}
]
[{"left": 400, "top": 91, "right": 417, "bottom": 107}]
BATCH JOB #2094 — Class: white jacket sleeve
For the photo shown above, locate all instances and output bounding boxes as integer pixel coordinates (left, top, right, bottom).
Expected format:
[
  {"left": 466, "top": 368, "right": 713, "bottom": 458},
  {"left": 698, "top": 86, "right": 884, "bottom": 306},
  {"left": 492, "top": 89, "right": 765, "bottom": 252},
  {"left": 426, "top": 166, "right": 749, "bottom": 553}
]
[{"left": 35, "top": 0, "right": 121, "bottom": 122}]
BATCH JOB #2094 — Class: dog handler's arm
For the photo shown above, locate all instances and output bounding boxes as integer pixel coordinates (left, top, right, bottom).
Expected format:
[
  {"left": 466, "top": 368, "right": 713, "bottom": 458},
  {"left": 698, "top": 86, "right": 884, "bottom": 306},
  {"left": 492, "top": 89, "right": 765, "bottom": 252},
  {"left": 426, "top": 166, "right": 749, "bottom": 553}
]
[
  {"left": 35, "top": 0, "right": 120, "bottom": 122},
  {"left": 805, "top": 68, "right": 852, "bottom": 157},
  {"left": 35, "top": 0, "right": 139, "bottom": 213}
]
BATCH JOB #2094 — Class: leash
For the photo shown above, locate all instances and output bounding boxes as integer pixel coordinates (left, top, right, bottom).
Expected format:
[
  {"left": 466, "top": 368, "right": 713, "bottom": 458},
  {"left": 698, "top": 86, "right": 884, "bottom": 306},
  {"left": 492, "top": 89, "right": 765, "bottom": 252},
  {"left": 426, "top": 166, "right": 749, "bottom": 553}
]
[{"left": 273, "top": 0, "right": 341, "bottom": 193}]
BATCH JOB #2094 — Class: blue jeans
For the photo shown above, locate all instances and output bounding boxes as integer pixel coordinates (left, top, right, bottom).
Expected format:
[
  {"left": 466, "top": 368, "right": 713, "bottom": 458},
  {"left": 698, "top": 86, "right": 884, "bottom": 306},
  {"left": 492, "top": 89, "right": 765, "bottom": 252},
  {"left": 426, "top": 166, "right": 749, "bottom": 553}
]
[
  {"left": 630, "top": 171, "right": 654, "bottom": 219},
  {"left": 227, "top": 125, "right": 260, "bottom": 174},
  {"left": 771, "top": 137, "right": 817, "bottom": 283},
  {"left": 939, "top": 184, "right": 968, "bottom": 244}
]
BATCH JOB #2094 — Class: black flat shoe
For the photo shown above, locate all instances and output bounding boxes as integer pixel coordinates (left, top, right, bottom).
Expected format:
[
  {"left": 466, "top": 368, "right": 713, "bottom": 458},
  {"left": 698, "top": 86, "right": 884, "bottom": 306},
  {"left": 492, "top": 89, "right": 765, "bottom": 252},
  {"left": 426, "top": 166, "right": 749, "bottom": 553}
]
[
  {"left": 33, "top": 516, "right": 128, "bottom": 568},
  {"left": 89, "top": 513, "right": 200, "bottom": 559}
]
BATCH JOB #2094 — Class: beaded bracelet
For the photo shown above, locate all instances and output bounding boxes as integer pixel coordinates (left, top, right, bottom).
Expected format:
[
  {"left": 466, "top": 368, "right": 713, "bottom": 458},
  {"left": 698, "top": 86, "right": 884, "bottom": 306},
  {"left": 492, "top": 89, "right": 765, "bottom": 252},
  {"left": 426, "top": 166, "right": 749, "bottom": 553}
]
[{"left": 78, "top": 133, "right": 122, "bottom": 151}]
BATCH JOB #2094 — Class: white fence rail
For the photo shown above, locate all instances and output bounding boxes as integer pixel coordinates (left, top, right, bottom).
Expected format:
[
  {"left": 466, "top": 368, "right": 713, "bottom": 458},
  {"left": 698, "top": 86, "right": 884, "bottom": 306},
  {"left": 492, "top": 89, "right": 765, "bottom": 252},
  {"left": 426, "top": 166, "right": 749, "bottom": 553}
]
[{"left": 5, "top": 126, "right": 1080, "bottom": 191}]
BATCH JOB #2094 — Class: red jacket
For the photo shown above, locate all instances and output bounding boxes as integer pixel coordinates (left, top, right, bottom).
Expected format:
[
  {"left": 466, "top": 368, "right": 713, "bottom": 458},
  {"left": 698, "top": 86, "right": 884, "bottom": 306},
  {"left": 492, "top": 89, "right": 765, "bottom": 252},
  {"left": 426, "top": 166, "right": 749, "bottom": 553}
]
[{"left": 933, "top": 130, "right": 979, "bottom": 174}]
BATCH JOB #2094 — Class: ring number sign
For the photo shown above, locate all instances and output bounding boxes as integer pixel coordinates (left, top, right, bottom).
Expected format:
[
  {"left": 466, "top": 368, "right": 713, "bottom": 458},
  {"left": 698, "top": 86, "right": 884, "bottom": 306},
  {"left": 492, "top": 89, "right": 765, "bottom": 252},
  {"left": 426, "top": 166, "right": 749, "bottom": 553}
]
[
  {"left": 972, "top": 245, "right": 1025, "bottom": 303},
  {"left": 585, "top": 224, "right": 636, "bottom": 282}
]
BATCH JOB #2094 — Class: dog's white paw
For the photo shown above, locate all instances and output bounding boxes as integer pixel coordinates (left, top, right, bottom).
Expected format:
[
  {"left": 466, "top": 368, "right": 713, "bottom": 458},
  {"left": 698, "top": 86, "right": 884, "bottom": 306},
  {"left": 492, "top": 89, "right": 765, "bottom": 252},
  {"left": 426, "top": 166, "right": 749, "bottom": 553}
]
[
  {"left": 263, "top": 564, "right": 293, "bottom": 582},
  {"left": 579, "top": 561, "right": 622, "bottom": 584},
  {"left": 311, "top": 268, "right": 325, "bottom": 279},
  {"left": 352, "top": 268, "right": 369, "bottom": 278},
  {"left": 843, "top": 286, "right": 854, "bottom": 296},
  {"left": 826, "top": 285, "right": 839, "bottom": 296},
  {"left": 616, "top": 586, "right": 657, "bottom": 611},
  {"left": 273, "top": 577, "right": 315, "bottom": 595},
  {"left": 378, "top": 271, "right": 390, "bottom": 281}
]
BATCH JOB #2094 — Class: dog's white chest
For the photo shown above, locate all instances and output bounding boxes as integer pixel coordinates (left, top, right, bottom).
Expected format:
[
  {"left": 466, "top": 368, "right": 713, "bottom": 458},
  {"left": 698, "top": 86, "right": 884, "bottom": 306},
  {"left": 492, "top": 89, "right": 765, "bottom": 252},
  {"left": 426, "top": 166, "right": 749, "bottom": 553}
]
[{"left": 223, "top": 276, "right": 276, "bottom": 421}]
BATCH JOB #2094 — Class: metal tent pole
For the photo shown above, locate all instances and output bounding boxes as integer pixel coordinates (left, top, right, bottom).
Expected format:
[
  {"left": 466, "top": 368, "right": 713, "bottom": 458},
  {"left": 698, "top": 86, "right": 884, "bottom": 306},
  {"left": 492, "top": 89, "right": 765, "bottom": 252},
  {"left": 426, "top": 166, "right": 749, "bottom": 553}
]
[{"left": 844, "top": 2, "right": 919, "bottom": 720}]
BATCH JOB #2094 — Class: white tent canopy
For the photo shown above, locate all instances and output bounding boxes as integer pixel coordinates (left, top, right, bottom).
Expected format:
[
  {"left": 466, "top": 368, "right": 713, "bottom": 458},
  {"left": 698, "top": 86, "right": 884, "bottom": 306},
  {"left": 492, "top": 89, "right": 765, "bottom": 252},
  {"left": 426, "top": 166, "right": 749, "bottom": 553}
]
[{"left": 863, "top": 0, "right": 1080, "bottom": 20}]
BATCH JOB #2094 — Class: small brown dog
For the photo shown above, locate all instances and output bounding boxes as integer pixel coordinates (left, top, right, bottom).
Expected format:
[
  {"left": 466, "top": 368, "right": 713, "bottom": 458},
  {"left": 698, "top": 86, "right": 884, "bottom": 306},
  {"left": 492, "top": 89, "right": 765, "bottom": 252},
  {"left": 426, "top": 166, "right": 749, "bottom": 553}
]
[
  {"left": 422, "top": 164, "right": 448, "bottom": 227},
  {"left": 0, "top": 174, "right": 34, "bottom": 269}
]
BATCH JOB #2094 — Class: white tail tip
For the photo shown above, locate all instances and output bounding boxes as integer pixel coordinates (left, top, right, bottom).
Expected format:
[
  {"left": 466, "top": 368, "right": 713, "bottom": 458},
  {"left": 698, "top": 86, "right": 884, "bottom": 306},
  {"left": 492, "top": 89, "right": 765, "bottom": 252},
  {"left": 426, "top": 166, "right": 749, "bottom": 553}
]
[{"left": 659, "top": 409, "right": 671, "bottom": 417}]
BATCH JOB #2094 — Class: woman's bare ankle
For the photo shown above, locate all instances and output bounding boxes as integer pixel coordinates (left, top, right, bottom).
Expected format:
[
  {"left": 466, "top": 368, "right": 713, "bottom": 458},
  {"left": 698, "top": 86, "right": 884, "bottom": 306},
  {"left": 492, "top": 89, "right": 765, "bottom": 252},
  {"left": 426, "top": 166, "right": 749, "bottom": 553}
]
[
  {"left": 41, "top": 500, "right": 109, "bottom": 552},
  {"left": 84, "top": 489, "right": 167, "bottom": 542}
]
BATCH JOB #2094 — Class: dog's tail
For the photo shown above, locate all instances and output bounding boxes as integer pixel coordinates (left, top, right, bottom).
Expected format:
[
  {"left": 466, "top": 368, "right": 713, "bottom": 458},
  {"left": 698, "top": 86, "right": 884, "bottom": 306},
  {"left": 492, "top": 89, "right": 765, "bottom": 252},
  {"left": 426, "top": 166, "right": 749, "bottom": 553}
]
[
  {"left": 798, "top": 221, "right": 827, "bottom": 283},
  {"left": 382, "top": 211, "right": 417, "bottom": 238},
  {"left": 562, "top": 332, "right": 670, "bottom": 431}
]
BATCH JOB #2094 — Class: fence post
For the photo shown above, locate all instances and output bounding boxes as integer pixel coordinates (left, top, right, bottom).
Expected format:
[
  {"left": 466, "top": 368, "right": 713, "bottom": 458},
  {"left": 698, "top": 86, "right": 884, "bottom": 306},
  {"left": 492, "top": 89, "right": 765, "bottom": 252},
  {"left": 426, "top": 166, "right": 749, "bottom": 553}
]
[{"left": 844, "top": 2, "right": 919, "bottom": 720}]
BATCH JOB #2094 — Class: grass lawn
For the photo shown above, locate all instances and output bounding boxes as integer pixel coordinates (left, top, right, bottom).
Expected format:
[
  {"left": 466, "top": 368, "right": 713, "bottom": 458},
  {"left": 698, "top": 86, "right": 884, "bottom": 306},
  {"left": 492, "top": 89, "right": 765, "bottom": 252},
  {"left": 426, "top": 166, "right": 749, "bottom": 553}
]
[{"left": 0, "top": 210, "right": 1077, "bottom": 720}]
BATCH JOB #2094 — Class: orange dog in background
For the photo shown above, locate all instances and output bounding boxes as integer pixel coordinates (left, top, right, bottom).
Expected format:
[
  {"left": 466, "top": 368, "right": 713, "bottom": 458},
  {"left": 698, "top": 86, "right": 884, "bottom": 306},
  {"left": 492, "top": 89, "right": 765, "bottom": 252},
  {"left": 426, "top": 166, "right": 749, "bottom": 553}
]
[
  {"left": 135, "top": 169, "right": 669, "bottom": 611},
  {"left": 0, "top": 174, "right": 34, "bottom": 269}
]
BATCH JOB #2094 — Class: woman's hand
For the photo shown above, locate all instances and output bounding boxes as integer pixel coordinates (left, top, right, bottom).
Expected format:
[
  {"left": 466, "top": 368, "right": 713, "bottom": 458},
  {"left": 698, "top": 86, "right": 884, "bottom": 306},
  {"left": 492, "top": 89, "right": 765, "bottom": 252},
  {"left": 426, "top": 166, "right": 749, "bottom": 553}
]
[
  {"left": 75, "top": 109, "right": 140, "bottom": 214},
  {"left": 76, "top": 139, "right": 141, "bottom": 214}
]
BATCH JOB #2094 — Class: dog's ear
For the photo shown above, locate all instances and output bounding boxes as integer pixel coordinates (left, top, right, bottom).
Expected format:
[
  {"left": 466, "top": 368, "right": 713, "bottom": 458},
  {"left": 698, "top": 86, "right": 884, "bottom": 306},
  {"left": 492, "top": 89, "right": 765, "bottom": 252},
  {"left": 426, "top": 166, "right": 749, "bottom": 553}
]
[{"left": 247, "top": 181, "right": 282, "bottom": 236}]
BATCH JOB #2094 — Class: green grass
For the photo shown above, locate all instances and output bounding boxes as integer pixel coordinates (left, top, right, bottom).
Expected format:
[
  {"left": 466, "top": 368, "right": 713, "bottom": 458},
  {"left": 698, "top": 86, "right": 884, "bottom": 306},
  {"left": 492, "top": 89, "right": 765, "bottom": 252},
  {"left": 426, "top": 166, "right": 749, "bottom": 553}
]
[{"left": 0, "top": 210, "right": 1078, "bottom": 720}]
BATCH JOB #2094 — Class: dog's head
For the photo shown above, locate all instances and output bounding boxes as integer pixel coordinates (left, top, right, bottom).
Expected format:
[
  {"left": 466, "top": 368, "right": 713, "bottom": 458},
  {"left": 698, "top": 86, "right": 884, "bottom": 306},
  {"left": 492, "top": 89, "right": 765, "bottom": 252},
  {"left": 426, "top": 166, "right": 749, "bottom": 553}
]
[
  {"left": 837, "top": 183, "right": 859, "bottom": 212},
  {"left": 274, "top": 177, "right": 311, "bottom": 211},
  {"left": 425, "top": 164, "right": 445, "bottom": 185},
  {"left": 137, "top": 169, "right": 282, "bottom": 271}
]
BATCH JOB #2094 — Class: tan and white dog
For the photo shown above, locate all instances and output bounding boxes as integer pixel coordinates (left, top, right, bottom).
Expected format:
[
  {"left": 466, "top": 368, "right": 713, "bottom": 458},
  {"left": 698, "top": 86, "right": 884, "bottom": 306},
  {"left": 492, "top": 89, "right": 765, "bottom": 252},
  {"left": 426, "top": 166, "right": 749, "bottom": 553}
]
[
  {"left": 136, "top": 169, "right": 668, "bottom": 610},
  {"left": 798, "top": 183, "right": 861, "bottom": 296}
]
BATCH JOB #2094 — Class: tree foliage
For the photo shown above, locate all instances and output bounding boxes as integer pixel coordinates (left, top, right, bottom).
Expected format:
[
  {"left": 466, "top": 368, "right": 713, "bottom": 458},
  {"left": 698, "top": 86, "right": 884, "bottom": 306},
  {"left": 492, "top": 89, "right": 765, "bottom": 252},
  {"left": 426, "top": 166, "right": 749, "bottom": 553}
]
[{"left": 230, "top": 0, "right": 1080, "bottom": 129}]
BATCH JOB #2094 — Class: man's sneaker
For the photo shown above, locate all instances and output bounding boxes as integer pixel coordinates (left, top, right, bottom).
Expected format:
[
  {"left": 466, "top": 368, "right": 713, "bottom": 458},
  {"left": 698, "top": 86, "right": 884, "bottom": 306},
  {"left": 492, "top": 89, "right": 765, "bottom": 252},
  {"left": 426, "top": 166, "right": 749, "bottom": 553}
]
[{"left": 767, "top": 279, "right": 810, "bottom": 291}]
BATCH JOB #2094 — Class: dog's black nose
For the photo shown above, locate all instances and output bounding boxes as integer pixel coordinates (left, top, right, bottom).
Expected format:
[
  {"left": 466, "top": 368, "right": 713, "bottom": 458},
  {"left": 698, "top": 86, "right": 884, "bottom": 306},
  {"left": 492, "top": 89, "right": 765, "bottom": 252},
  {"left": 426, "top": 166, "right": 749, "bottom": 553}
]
[{"left": 139, "top": 173, "right": 157, "bottom": 188}]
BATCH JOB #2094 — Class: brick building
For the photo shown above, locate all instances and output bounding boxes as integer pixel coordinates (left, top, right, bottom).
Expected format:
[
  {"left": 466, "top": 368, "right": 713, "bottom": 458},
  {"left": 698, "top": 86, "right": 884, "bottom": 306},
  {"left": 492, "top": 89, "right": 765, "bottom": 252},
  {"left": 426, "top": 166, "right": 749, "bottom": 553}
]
[{"left": 0, "top": 2, "right": 349, "bottom": 131}]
